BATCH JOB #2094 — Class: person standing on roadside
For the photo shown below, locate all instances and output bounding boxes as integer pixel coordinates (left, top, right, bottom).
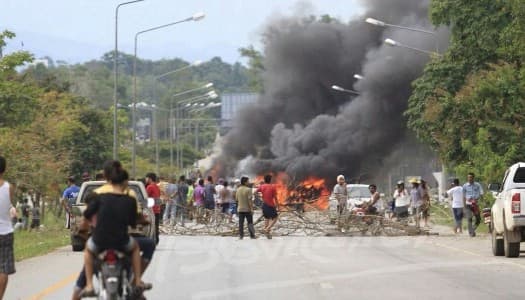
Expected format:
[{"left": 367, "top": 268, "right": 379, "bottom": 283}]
[
  {"left": 163, "top": 176, "right": 178, "bottom": 226},
  {"left": 235, "top": 176, "right": 256, "bottom": 239},
  {"left": 193, "top": 179, "right": 205, "bottom": 221},
  {"left": 204, "top": 176, "right": 216, "bottom": 210},
  {"left": 409, "top": 179, "right": 422, "bottom": 228},
  {"left": 176, "top": 176, "right": 189, "bottom": 226},
  {"left": 145, "top": 173, "right": 161, "bottom": 245},
  {"left": 20, "top": 199, "right": 30, "bottom": 230},
  {"left": 393, "top": 181, "right": 410, "bottom": 220},
  {"left": 0, "top": 156, "right": 15, "bottom": 299},
  {"left": 419, "top": 179, "right": 431, "bottom": 228},
  {"left": 257, "top": 174, "right": 279, "bottom": 239},
  {"left": 367, "top": 184, "right": 381, "bottom": 215},
  {"left": 463, "top": 172, "right": 483, "bottom": 237},
  {"left": 333, "top": 175, "right": 347, "bottom": 215},
  {"left": 231, "top": 179, "right": 241, "bottom": 220},
  {"left": 61, "top": 176, "right": 79, "bottom": 229},
  {"left": 29, "top": 205, "right": 40, "bottom": 231},
  {"left": 447, "top": 178, "right": 464, "bottom": 234}
]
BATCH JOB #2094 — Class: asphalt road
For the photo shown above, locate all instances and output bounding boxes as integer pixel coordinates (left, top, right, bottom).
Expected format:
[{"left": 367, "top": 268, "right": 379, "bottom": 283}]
[{"left": 6, "top": 232, "right": 525, "bottom": 300}]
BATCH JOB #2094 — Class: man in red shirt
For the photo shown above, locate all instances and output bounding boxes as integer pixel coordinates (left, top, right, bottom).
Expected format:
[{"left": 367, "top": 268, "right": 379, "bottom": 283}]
[
  {"left": 145, "top": 173, "right": 161, "bottom": 245},
  {"left": 256, "top": 174, "right": 279, "bottom": 239}
]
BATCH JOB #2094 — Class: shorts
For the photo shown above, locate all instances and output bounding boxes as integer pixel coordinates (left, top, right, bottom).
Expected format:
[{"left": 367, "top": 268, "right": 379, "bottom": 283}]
[
  {"left": 0, "top": 233, "right": 15, "bottom": 274},
  {"left": 86, "top": 236, "right": 135, "bottom": 255},
  {"left": 204, "top": 201, "right": 215, "bottom": 210},
  {"left": 367, "top": 206, "right": 378, "bottom": 215},
  {"left": 31, "top": 219, "right": 40, "bottom": 229},
  {"left": 262, "top": 203, "right": 278, "bottom": 219},
  {"left": 221, "top": 203, "right": 231, "bottom": 214},
  {"left": 395, "top": 206, "right": 409, "bottom": 218}
]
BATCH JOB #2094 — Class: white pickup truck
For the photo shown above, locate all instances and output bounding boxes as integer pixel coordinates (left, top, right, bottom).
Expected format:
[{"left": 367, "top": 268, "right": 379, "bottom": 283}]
[{"left": 491, "top": 162, "right": 525, "bottom": 257}]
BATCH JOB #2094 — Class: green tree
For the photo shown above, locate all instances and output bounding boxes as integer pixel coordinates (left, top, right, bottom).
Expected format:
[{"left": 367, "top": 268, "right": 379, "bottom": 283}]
[{"left": 406, "top": 0, "right": 525, "bottom": 182}]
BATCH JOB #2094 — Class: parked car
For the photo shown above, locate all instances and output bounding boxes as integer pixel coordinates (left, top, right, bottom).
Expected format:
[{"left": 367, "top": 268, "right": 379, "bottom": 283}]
[
  {"left": 490, "top": 162, "right": 525, "bottom": 257},
  {"left": 69, "top": 181, "right": 156, "bottom": 251},
  {"left": 329, "top": 184, "right": 381, "bottom": 222}
]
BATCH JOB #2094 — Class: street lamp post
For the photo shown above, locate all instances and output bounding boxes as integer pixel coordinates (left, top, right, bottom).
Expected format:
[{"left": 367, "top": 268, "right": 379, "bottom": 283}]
[
  {"left": 177, "top": 92, "right": 217, "bottom": 170},
  {"left": 132, "top": 12, "right": 205, "bottom": 178},
  {"left": 384, "top": 38, "right": 442, "bottom": 57},
  {"left": 365, "top": 17, "right": 439, "bottom": 53},
  {"left": 180, "top": 103, "right": 222, "bottom": 170},
  {"left": 168, "top": 84, "right": 214, "bottom": 172},
  {"left": 114, "top": 0, "right": 144, "bottom": 160}
]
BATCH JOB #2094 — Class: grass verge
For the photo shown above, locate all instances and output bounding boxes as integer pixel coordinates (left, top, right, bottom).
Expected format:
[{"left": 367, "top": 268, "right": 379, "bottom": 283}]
[{"left": 14, "top": 211, "right": 70, "bottom": 261}]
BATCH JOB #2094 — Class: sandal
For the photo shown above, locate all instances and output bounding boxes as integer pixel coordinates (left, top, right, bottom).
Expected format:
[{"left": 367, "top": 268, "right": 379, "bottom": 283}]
[
  {"left": 79, "top": 287, "right": 97, "bottom": 298},
  {"left": 130, "top": 285, "right": 145, "bottom": 299},
  {"left": 141, "top": 281, "right": 153, "bottom": 290}
]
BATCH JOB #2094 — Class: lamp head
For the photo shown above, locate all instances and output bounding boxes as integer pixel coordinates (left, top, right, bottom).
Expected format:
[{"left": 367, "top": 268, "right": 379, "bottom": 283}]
[
  {"left": 331, "top": 85, "right": 344, "bottom": 91},
  {"left": 192, "top": 12, "right": 206, "bottom": 21},
  {"left": 384, "top": 38, "right": 398, "bottom": 46},
  {"left": 365, "top": 18, "right": 385, "bottom": 27},
  {"left": 204, "top": 82, "right": 214, "bottom": 88}
]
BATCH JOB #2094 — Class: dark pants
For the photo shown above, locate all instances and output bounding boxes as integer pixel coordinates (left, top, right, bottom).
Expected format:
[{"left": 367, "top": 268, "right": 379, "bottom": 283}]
[
  {"left": 238, "top": 212, "right": 255, "bottom": 238},
  {"left": 154, "top": 213, "right": 161, "bottom": 245},
  {"left": 75, "top": 236, "right": 156, "bottom": 289},
  {"left": 465, "top": 206, "right": 481, "bottom": 236}
]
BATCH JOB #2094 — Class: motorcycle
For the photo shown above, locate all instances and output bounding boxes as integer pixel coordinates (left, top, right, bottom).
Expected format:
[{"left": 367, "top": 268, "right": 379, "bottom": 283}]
[
  {"left": 93, "top": 249, "right": 135, "bottom": 300},
  {"left": 482, "top": 207, "right": 492, "bottom": 233}
]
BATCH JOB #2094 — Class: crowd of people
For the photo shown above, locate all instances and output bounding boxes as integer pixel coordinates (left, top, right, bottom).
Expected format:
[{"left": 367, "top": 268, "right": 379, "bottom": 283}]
[
  {"left": 148, "top": 173, "right": 280, "bottom": 240},
  {"left": 332, "top": 172, "right": 485, "bottom": 236}
]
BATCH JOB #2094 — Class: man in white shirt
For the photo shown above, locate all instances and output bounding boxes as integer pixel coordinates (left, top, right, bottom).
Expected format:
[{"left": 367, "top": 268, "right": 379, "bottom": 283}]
[{"left": 447, "top": 178, "right": 464, "bottom": 234}]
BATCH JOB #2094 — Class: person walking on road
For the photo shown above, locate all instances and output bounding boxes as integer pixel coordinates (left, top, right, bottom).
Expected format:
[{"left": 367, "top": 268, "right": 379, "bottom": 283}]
[
  {"left": 257, "top": 174, "right": 279, "bottom": 239},
  {"left": 447, "top": 178, "right": 464, "bottom": 234},
  {"left": 0, "top": 156, "right": 15, "bottom": 299},
  {"left": 236, "top": 176, "right": 256, "bottom": 239},
  {"left": 463, "top": 172, "right": 483, "bottom": 237}
]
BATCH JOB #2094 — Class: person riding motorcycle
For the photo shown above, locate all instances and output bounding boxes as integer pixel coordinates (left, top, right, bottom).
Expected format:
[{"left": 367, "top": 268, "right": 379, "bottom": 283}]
[
  {"left": 79, "top": 161, "right": 144, "bottom": 298},
  {"left": 72, "top": 161, "right": 154, "bottom": 299}
]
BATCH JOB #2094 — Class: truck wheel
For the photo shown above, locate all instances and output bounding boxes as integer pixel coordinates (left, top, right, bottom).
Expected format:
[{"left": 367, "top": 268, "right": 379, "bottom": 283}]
[
  {"left": 504, "top": 225, "right": 520, "bottom": 258},
  {"left": 491, "top": 218, "right": 504, "bottom": 256}
]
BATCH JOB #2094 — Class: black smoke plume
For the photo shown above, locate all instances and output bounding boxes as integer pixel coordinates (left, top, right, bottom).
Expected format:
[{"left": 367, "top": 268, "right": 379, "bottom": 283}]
[{"left": 213, "top": 0, "right": 448, "bottom": 186}]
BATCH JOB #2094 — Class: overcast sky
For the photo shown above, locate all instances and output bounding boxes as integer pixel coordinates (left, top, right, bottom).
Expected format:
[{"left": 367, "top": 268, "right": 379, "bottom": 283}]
[{"left": 1, "top": 0, "right": 363, "bottom": 64}]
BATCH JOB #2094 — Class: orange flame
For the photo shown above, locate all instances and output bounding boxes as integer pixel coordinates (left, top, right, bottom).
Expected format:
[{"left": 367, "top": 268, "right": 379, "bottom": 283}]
[{"left": 255, "top": 172, "right": 329, "bottom": 211}]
